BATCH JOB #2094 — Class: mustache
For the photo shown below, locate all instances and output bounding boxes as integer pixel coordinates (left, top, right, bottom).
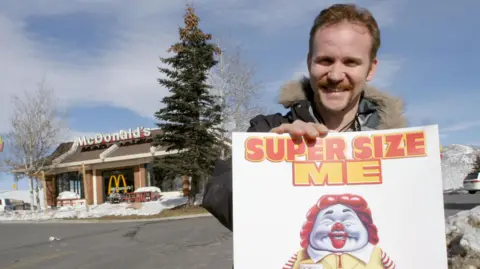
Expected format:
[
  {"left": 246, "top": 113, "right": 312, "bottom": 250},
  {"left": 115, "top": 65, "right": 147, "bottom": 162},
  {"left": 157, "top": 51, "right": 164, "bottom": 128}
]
[{"left": 316, "top": 79, "right": 354, "bottom": 91}]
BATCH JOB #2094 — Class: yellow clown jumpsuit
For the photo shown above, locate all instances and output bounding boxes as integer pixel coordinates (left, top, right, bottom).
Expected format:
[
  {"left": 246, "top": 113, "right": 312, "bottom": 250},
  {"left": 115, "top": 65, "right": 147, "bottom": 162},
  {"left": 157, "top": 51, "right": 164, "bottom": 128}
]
[{"left": 283, "top": 245, "right": 396, "bottom": 269}]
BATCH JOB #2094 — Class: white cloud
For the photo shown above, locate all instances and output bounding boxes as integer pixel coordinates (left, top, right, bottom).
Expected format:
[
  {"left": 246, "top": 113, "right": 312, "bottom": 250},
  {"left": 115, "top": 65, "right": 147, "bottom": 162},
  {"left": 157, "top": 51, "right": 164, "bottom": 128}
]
[
  {"left": 441, "top": 120, "right": 480, "bottom": 133},
  {"left": 405, "top": 91, "right": 480, "bottom": 132},
  {"left": 0, "top": 0, "right": 405, "bottom": 135},
  {"left": 61, "top": 130, "right": 99, "bottom": 143},
  {"left": 207, "top": 0, "right": 402, "bottom": 32},
  {"left": 0, "top": 1, "right": 188, "bottom": 134}
]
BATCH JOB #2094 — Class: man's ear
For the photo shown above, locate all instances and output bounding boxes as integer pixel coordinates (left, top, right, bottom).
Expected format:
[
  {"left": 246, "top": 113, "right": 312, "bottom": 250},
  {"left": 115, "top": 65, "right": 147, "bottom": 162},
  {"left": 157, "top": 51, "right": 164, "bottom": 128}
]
[{"left": 366, "top": 58, "right": 378, "bottom": 82}]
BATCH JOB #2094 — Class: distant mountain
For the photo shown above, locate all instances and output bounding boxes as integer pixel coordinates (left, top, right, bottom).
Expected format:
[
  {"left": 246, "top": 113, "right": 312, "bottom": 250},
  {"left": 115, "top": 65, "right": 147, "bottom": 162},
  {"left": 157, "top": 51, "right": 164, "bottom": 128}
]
[{"left": 442, "top": 144, "right": 480, "bottom": 191}]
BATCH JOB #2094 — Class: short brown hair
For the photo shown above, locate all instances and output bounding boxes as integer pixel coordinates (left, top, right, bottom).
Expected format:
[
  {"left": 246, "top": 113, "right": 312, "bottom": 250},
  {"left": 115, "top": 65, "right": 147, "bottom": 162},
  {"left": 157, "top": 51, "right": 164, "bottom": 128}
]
[{"left": 309, "top": 4, "right": 381, "bottom": 61}]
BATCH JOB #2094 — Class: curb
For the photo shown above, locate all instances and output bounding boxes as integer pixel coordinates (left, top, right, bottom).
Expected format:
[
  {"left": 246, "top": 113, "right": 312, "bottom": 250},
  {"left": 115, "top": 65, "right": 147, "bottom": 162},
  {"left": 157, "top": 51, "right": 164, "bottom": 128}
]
[{"left": 0, "top": 213, "right": 213, "bottom": 224}]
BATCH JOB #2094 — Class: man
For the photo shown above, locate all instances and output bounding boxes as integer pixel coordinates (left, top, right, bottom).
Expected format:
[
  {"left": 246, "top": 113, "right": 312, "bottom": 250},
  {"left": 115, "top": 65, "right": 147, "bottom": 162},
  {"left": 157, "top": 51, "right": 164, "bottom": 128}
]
[{"left": 203, "top": 3, "right": 407, "bottom": 233}]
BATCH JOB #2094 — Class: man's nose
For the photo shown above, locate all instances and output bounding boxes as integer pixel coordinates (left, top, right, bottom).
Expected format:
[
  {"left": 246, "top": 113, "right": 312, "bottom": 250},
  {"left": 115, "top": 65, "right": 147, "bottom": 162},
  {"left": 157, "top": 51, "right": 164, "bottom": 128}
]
[{"left": 327, "top": 63, "right": 345, "bottom": 82}]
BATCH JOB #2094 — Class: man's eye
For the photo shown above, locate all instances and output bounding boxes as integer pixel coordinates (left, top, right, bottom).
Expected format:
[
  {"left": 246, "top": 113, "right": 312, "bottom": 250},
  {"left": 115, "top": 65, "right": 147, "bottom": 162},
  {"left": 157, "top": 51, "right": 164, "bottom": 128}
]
[
  {"left": 344, "top": 61, "right": 357, "bottom": 67},
  {"left": 316, "top": 58, "right": 333, "bottom": 65}
]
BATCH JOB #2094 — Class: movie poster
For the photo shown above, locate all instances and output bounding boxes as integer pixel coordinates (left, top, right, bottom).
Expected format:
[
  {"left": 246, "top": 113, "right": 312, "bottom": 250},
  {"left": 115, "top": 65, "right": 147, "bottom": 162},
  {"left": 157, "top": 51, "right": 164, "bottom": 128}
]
[{"left": 232, "top": 125, "right": 448, "bottom": 269}]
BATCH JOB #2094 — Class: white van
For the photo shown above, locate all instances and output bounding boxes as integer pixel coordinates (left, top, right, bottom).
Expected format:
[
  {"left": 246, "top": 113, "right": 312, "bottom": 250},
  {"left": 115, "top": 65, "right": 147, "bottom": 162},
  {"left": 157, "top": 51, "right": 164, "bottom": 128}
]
[{"left": 463, "top": 172, "right": 480, "bottom": 194}]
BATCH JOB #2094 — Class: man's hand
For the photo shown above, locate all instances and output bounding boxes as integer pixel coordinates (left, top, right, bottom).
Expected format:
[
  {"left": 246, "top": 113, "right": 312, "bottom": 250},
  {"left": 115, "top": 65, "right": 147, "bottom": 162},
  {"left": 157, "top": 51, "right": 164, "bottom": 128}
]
[{"left": 270, "top": 120, "right": 329, "bottom": 141}]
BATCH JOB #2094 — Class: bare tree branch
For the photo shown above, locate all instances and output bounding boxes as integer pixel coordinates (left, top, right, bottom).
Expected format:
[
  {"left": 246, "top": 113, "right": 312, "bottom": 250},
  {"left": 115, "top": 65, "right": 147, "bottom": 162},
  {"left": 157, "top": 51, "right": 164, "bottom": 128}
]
[
  {"left": 1, "top": 79, "right": 69, "bottom": 211},
  {"left": 209, "top": 40, "right": 264, "bottom": 137}
]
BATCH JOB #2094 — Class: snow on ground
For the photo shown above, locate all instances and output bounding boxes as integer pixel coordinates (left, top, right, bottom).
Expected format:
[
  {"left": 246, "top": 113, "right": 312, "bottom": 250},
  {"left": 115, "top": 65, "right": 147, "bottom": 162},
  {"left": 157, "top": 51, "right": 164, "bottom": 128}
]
[
  {"left": 442, "top": 144, "right": 480, "bottom": 191},
  {"left": 58, "top": 191, "right": 80, "bottom": 199},
  {"left": 0, "top": 194, "right": 203, "bottom": 222},
  {"left": 134, "top": 186, "right": 161, "bottom": 193},
  {"left": 446, "top": 205, "right": 480, "bottom": 253}
]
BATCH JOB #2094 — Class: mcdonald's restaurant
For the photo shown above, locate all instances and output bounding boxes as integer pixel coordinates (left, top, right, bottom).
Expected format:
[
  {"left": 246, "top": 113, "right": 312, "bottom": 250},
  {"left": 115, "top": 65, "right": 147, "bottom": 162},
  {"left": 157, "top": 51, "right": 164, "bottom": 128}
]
[{"left": 30, "top": 126, "right": 203, "bottom": 207}]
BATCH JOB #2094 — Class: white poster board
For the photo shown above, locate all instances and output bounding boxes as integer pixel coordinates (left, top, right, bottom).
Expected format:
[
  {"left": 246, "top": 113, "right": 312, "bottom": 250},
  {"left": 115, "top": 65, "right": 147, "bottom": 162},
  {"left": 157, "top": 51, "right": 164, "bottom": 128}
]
[{"left": 232, "top": 125, "right": 447, "bottom": 269}]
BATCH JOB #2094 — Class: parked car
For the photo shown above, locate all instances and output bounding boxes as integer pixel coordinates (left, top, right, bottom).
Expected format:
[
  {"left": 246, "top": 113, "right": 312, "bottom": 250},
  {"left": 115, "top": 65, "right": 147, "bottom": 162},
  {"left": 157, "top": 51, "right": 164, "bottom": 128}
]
[
  {"left": 463, "top": 172, "right": 480, "bottom": 194},
  {"left": 0, "top": 198, "right": 18, "bottom": 211}
]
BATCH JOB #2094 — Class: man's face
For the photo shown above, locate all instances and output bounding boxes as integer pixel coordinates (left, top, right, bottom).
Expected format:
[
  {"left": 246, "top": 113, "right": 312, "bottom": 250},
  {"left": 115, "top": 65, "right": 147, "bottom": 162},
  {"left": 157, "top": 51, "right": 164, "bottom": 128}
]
[
  {"left": 307, "top": 21, "right": 377, "bottom": 114},
  {"left": 309, "top": 204, "right": 369, "bottom": 252}
]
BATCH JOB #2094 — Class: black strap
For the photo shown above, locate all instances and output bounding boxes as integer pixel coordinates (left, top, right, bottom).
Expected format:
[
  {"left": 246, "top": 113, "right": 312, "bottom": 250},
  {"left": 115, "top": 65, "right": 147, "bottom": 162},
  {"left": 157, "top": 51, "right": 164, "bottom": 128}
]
[{"left": 316, "top": 111, "right": 361, "bottom": 132}]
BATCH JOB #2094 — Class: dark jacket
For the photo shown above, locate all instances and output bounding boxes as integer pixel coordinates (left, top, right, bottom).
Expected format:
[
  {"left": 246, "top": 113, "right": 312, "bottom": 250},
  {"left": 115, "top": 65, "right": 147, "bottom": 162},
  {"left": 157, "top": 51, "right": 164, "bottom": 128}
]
[{"left": 202, "top": 77, "right": 408, "bottom": 231}]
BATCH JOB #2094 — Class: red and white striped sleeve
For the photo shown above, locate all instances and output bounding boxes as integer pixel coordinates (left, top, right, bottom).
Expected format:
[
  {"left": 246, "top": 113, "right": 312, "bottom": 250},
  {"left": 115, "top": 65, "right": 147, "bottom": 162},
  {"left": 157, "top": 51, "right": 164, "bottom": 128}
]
[
  {"left": 381, "top": 249, "right": 396, "bottom": 269},
  {"left": 282, "top": 252, "right": 298, "bottom": 269}
]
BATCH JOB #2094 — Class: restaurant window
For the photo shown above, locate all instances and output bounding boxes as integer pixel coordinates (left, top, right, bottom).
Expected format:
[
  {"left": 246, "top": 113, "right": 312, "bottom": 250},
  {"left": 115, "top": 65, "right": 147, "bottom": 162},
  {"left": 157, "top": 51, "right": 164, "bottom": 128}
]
[
  {"left": 102, "top": 168, "right": 135, "bottom": 200},
  {"left": 56, "top": 172, "right": 84, "bottom": 198}
]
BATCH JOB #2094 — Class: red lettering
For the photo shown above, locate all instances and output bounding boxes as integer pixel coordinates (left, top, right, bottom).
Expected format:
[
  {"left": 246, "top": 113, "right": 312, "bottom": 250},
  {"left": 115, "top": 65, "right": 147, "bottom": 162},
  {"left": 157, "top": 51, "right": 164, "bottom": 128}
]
[
  {"left": 352, "top": 136, "right": 373, "bottom": 160},
  {"left": 372, "top": 135, "right": 384, "bottom": 158},
  {"left": 324, "top": 137, "right": 346, "bottom": 160},
  {"left": 245, "top": 137, "right": 264, "bottom": 161},
  {"left": 406, "top": 132, "right": 426, "bottom": 156},
  {"left": 285, "top": 139, "right": 306, "bottom": 161},
  {"left": 307, "top": 138, "right": 324, "bottom": 161},
  {"left": 384, "top": 134, "right": 405, "bottom": 158},
  {"left": 265, "top": 137, "right": 285, "bottom": 162}
]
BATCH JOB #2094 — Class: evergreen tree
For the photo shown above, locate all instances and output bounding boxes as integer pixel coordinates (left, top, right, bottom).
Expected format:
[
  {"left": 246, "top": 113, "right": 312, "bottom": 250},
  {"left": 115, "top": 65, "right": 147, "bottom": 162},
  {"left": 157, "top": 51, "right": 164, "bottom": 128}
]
[{"left": 152, "top": 5, "right": 224, "bottom": 206}]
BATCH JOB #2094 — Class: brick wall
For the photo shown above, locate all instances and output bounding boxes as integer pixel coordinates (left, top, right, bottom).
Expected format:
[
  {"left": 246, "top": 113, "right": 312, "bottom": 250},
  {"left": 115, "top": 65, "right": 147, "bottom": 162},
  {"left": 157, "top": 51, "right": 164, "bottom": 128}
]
[
  {"left": 134, "top": 165, "right": 147, "bottom": 189},
  {"left": 45, "top": 175, "right": 56, "bottom": 206},
  {"left": 85, "top": 170, "right": 94, "bottom": 205},
  {"left": 95, "top": 170, "right": 104, "bottom": 204}
]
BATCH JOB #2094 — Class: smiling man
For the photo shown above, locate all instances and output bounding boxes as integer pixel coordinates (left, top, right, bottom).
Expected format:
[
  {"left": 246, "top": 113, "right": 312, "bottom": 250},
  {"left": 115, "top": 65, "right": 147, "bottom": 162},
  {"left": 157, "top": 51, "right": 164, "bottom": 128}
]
[{"left": 203, "top": 2, "right": 407, "bottom": 243}]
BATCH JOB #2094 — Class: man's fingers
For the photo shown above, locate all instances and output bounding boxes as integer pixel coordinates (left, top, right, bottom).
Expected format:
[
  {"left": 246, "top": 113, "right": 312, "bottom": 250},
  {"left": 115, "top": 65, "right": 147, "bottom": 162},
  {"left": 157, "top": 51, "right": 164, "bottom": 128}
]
[
  {"left": 270, "top": 121, "right": 329, "bottom": 141},
  {"left": 304, "top": 124, "right": 320, "bottom": 140},
  {"left": 270, "top": 126, "right": 284, "bottom": 134},
  {"left": 314, "top": 124, "right": 329, "bottom": 137}
]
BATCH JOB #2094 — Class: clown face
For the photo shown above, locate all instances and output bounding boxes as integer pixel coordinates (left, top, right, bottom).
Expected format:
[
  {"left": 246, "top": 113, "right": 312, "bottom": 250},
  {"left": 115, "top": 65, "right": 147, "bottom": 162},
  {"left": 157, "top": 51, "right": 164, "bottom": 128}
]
[{"left": 308, "top": 204, "right": 369, "bottom": 252}]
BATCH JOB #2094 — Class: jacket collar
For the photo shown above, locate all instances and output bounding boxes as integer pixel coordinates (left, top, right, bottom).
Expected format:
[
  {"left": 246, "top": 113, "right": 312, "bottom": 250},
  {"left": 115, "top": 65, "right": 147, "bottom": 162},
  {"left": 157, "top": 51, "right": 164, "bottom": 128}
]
[{"left": 278, "top": 77, "right": 408, "bottom": 130}]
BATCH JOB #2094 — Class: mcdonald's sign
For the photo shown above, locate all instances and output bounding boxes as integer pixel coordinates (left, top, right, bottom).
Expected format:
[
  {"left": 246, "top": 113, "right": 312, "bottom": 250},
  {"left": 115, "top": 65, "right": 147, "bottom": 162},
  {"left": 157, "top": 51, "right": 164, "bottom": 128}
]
[
  {"left": 107, "top": 174, "right": 133, "bottom": 195},
  {"left": 0, "top": 136, "right": 3, "bottom": 152}
]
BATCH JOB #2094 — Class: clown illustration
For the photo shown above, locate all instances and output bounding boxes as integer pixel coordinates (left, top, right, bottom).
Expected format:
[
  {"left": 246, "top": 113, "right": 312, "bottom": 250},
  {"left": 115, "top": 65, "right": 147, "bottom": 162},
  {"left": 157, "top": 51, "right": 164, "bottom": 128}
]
[{"left": 283, "top": 194, "right": 396, "bottom": 269}]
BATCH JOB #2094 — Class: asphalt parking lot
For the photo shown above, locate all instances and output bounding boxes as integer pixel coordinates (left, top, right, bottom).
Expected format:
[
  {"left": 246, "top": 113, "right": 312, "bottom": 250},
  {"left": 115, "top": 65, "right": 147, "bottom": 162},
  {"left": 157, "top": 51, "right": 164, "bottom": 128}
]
[{"left": 0, "top": 192, "right": 478, "bottom": 269}]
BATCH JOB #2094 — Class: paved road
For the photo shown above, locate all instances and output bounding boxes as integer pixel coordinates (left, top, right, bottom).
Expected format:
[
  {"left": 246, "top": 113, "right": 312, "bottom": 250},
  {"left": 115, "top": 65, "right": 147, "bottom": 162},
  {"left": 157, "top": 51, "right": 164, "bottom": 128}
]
[
  {"left": 0, "top": 193, "right": 478, "bottom": 269},
  {"left": 443, "top": 192, "right": 480, "bottom": 218},
  {"left": 0, "top": 216, "right": 233, "bottom": 269}
]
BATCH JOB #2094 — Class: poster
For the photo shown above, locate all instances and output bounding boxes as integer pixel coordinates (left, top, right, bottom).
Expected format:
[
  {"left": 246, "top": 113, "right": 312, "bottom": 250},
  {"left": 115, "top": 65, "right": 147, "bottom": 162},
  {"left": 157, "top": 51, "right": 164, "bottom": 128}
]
[{"left": 232, "top": 125, "right": 448, "bottom": 269}]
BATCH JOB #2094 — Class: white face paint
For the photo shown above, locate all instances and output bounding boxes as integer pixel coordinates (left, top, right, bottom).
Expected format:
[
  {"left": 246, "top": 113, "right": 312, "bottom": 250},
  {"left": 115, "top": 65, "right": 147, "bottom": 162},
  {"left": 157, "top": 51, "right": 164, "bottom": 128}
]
[{"left": 309, "top": 204, "right": 369, "bottom": 252}]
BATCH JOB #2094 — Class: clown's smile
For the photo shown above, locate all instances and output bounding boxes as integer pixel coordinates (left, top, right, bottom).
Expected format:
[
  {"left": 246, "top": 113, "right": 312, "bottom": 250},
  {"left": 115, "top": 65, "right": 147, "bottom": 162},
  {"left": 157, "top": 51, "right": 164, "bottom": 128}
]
[
  {"left": 327, "top": 220, "right": 350, "bottom": 248},
  {"left": 328, "top": 231, "right": 348, "bottom": 249}
]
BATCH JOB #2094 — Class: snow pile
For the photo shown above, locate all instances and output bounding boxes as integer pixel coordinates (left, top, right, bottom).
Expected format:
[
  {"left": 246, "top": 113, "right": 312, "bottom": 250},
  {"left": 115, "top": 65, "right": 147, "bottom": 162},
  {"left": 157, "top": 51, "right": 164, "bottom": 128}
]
[
  {"left": 442, "top": 144, "right": 480, "bottom": 191},
  {"left": 134, "top": 186, "right": 161, "bottom": 193},
  {"left": 445, "top": 206, "right": 480, "bottom": 268},
  {"left": 0, "top": 189, "right": 45, "bottom": 208},
  {"left": 57, "top": 191, "right": 80, "bottom": 199},
  {"left": 0, "top": 194, "right": 203, "bottom": 222}
]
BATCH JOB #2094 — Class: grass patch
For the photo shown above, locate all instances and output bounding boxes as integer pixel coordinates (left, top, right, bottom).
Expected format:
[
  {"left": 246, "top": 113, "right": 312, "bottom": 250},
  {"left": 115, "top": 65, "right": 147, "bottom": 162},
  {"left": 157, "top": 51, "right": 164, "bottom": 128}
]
[{"left": 59, "top": 205, "right": 209, "bottom": 221}]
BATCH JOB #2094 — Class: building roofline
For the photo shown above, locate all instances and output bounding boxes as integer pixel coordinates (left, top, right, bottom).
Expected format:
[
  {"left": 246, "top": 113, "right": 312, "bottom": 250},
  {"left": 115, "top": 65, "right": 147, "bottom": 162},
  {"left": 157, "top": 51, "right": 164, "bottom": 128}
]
[{"left": 11, "top": 127, "right": 232, "bottom": 173}]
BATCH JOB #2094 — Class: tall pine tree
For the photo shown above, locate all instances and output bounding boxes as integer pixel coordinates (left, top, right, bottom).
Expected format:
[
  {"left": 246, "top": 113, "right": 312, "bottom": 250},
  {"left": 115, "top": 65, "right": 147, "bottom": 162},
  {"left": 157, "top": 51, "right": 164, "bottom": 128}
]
[{"left": 153, "top": 5, "right": 224, "bottom": 206}]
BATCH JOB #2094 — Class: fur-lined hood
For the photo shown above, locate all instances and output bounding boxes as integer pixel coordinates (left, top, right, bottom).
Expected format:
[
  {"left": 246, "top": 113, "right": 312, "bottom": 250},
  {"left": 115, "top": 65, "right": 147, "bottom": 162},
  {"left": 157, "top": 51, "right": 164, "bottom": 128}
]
[{"left": 278, "top": 77, "right": 408, "bottom": 130}]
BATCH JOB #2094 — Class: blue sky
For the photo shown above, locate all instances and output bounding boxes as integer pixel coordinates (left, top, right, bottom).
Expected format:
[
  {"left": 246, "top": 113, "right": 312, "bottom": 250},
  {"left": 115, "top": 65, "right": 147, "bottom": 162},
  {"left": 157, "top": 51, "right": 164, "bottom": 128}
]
[{"left": 0, "top": 0, "right": 478, "bottom": 190}]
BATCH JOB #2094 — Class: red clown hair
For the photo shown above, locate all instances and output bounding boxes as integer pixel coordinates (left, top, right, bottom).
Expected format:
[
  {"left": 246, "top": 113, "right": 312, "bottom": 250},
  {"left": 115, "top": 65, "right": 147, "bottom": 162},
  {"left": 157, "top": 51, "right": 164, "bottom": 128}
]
[{"left": 299, "top": 193, "right": 379, "bottom": 249}]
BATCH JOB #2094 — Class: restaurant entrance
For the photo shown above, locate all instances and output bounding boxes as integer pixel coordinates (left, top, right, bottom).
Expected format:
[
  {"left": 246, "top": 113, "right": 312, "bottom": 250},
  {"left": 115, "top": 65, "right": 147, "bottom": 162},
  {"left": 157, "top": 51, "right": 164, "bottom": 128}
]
[{"left": 102, "top": 167, "right": 135, "bottom": 201}]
